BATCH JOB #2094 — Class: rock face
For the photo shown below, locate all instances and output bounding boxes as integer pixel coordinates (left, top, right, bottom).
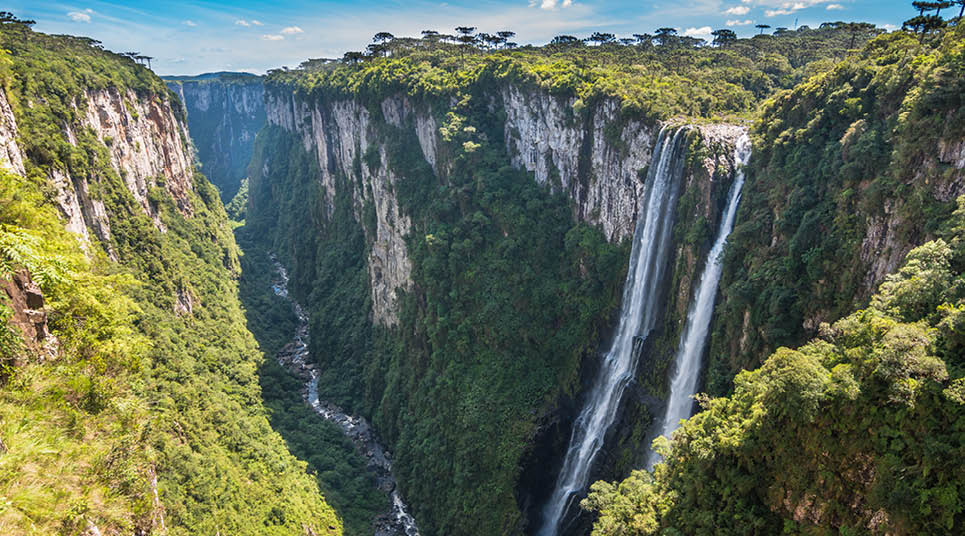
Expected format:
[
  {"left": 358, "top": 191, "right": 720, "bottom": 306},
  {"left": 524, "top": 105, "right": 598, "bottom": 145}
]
[
  {"left": 166, "top": 74, "right": 265, "bottom": 201},
  {"left": 0, "top": 89, "right": 25, "bottom": 176},
  {"left": 264, "top": 84, "right": 748, "bottom": 327},
  {"left": 499, "top": 88, "right": 656, "bottom": 242},
  {"left": 0, "top": 85, "right": 196, "bottom": 253},
  {"left": 81, "top": 87, "right": 196, "bottom": 219},
  {"left": 265, "top": 90, "right": 417, "bottom": 326}
]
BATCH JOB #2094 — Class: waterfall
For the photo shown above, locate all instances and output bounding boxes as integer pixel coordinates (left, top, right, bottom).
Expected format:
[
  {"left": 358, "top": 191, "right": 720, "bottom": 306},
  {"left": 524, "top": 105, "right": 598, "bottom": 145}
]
[
  {"left": 537, "top": 127, "right": 689, "bottom": 536},
  {"left": 647, "top": 133, "right": 751, "bottom": 469}
]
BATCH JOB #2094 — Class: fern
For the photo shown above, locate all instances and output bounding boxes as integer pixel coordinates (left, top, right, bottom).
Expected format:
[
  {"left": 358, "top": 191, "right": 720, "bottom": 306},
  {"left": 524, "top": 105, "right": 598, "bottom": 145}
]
[{"left": 0, "top": 224, "right": 71, "bottom": 291}]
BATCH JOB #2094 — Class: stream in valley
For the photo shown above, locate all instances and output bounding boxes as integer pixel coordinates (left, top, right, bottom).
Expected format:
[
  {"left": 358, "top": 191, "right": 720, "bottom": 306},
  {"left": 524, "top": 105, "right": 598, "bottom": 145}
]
[{"left": 270, "top": 255, "right": 420, "bottom": 536}]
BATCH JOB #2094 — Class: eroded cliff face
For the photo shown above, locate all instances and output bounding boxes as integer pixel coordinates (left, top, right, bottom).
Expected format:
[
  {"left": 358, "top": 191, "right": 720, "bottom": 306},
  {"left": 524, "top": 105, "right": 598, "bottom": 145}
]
[
  {"left": 82, "top": 88, "right": 196, "bottom": 219},
  {"left": 167, "top": 76, "right": 265, "bottom": 200},
  {"left": 1, "top": 85, "right": 196, "bottom": 254},
  {"left": 264, "top": 85, "right": 746, "bottom": 329},
  {"left": 0, "top": 89, "right": 24, "bottom": 176},
  {"left": 500, "top": 87, "right": 655, "bottom": 242}
]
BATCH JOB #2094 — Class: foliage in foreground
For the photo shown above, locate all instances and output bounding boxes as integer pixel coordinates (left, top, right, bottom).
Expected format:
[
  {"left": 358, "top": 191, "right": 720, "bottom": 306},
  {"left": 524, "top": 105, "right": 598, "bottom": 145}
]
[
  {"left": 0, "top": 22, "right": 342, "bottom": 535},
  {"left": 585, "top": 197, "right": 965, "bottom": 535}
]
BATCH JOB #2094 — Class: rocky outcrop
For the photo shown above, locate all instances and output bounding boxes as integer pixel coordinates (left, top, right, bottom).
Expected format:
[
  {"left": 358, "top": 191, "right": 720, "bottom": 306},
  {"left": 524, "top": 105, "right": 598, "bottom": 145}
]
[
  {"left": 500, "top": 88, "right": 657, "bottom": 241},
  {"left": 1, "top": 269, "right": 58, "bottom": 365},
  {"left": 80, "top": 87, "right": 196, "bottom": 220},
  {"left": 166, "top": 75, "right": 265, "bottom": 201},
  {"left": 0, "top": 90, "right": 25, "bottom": 176}
]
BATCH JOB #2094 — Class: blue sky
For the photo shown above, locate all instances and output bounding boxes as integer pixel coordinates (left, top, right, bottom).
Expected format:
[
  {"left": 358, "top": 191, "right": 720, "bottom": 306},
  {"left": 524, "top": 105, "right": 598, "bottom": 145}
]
[{"left": 10, "top": 1, "right": 913, "bottom": 75}]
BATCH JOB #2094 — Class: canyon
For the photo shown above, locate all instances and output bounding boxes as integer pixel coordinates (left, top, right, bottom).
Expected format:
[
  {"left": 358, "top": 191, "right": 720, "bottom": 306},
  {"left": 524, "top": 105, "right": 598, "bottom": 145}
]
[{"left": 2, "top": 18, "right": 963, "bottom": 536}]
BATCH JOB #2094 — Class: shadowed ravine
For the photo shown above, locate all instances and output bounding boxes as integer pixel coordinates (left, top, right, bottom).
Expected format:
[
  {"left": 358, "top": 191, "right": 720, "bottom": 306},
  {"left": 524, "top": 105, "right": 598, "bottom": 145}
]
[{"left": 269, "top": 255, "right": 420, "bottom": 536}]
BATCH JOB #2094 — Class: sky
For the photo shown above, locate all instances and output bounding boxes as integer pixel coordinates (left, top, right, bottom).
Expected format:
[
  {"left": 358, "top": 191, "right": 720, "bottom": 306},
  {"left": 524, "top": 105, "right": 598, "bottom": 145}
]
[{"left": 9, "top": 1, "right": 913, "bottom": 76}]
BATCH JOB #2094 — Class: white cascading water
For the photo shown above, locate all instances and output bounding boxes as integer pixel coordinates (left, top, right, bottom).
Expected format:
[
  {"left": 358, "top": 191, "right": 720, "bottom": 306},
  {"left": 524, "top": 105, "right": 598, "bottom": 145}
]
[
  {"left": 647, "top": 132, "right": 751, "bottom": 469},
  {"left": 537, "top": 127, "right": 689, "bottom": 536}
]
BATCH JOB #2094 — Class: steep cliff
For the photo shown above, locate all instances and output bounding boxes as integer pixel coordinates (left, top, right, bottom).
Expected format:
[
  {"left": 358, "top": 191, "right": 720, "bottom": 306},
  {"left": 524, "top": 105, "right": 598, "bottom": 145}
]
[
  {"left": 0, "top": 23, "right": 340, "bottom": 535},
  {"left": 247, "top": 56, "right": 750, "bottom": 534},
  {"left": 166, "top": 73, "right": 265, "bottom": 201}
]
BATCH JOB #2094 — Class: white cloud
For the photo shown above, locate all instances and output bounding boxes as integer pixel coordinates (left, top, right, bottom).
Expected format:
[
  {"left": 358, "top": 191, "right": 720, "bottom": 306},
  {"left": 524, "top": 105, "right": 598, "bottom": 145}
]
[
  {"left": 727, "top": 19, "right": 755, "bottom": 26},
  {"left": 737, "top": 0, "right": 839, "bottom": 17},
  {"left": 281, "top": 26, "right": 304, "bottom": 35},
  {"left": 235, "top": 19, "right": 250, "bottom": 26},
  {"left": 826, "top": 3, "right": 844, "bottom": 9},
  {"left": 251, "top": 20, "right": 263, "bottom": 26},
  {"left": 261, "top": 34, "right": 284, "bottom": 41},
  {"left": 724, "top": 6, "right": 751, "bottom": 15},
  {"left": 67, "top": 9, "right": 93, "bottom": 23},
  {"left": 183, "top": 20, "right": 197, "bottom": 27},
  {"left": 682, "top": 26, "right": 713, "bottom": 40},
  {"left": 532, "top": 0, "right": 573, "bottom": 10}
]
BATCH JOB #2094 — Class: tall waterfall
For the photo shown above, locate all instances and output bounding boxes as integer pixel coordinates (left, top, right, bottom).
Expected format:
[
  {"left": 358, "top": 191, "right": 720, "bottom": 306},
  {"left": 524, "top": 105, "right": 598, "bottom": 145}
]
[
  {"left": 537, "top": 127, "right": 689, "bottom": 536},
  {"left": 647, "top": 133, "right": 751, "bottom": 469}
]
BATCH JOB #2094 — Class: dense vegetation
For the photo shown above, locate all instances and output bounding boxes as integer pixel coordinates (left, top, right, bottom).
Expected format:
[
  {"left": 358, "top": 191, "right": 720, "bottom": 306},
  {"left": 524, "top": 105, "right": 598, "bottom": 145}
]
[
  {"left": 709, "top": 23, "right": 965, "bottom": 393},
  {"left": 0, "top": 22, "right": 342, "bottom": 535},
  {"left": 585, "top": 198, "right": 965, "bottom": 534},
  {"left": 271, "top": 23, "right": 880, "bottom": 123}
]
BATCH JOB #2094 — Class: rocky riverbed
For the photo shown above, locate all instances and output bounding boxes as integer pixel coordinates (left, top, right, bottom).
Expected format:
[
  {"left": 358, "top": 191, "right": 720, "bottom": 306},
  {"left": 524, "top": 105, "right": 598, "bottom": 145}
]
[{"left": 270, "top": 255, "right": 420, "bottom": 536}]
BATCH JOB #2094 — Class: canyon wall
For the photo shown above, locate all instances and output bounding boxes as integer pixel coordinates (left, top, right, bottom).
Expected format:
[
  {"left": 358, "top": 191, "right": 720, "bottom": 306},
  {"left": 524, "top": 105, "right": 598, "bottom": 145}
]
[
  {"left": 263, "top": 85, "right": 745, "bottom": 328},
  {"left": 2, "top": 83, "right": 196, "bottom": 251},
  {"left": 166, "top": 74, "right": 265, "bottom": 201},
  {"left": 706, "top": 53, "right": 965, "bottom": 390}
]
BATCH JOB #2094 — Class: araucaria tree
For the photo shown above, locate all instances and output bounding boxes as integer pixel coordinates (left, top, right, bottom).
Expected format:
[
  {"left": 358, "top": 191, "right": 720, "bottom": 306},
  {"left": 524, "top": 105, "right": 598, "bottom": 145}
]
[
  {"left": 711, "top": 29, "right": 737, "bottom": 47},
  {"left": 654, "top": 27, "right": 677, "bottom": 46},
  {"left": 585, "top": 32, "right": 616, "bottom": 45}
]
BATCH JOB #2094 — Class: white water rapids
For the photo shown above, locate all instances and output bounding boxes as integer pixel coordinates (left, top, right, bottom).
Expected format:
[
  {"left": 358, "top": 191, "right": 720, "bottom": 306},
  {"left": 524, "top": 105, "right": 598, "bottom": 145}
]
[
  {"left": 537, "top": 127, "right": 689, "bottom": 536},
  {"left": 269, "top": 256, "right": 420, "bottom": 536},
  {"left": 648, "top": 133, "right": 751, "bottom": 468}
]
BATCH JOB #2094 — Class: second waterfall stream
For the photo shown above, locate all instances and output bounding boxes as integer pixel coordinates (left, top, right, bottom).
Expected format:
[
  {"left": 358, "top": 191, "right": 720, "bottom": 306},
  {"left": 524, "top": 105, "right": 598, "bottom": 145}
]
[
  {"left": 537, "top": 127, "right": 689, "bottom": 536},
  {"left": 648, "top": 132, "right": 751, "bottom": 468}
]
